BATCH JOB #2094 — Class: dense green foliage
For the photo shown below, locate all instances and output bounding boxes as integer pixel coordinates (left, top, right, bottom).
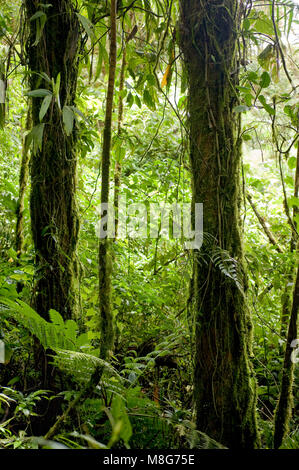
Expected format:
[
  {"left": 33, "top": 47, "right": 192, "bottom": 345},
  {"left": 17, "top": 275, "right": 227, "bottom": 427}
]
[{"left": 0, "top": 0, "right": 298, "bottom": 450}]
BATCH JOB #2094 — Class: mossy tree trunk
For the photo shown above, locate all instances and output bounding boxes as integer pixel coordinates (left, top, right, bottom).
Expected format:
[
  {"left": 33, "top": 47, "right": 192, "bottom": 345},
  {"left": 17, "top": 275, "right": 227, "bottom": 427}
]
[
  {"left": 16, "top": 108, "right": 31, "bottom": 257},
  {"left": 113, "top": 43, "right": 126, "bottom": 240},
  {"left": 179, "top": 0, "right": 259, "bottom": 448},
  {"left": 274, "top": 143, "right": 299, "bottom": 447},
  {"left": 25, "top": 0, "right": 80, "bottom": 320},
  {"left": 274, "top": 263, "right": 299, "bottom": 448},
  {"left": 114, "top": 24, "right": 137, "bottom": 240},
  {"left": 280, "top": 143, "right": 299, "bottom": 337},
  {"left": 98, "top": 0, "right": 117, "bottom": 360}
]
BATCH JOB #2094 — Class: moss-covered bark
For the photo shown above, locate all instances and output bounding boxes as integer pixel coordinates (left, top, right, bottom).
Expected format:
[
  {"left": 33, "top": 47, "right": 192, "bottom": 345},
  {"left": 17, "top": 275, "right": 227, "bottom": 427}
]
[
  {"left": 274, "top": 261, "right": 299, "bottom": 448},
  {"left": 113, "top": 44, "right": 126, "bottom": 239},
  {"left": 98, "top": 0, "right": 117, "bottom": 360},
  {"left": 25, "top": 0, "right": 80, "bottom": 320},
  {"left": 16, "top": 108, "right": 31, "bottom": 257},
  {"left": 280, "top": 143, "right": 299, "bottom": 337},
  {"left": 275, "top": 141, "right": 299, "bottom": 444},
  {"left": 179, "top": 0, "right": 259, "bottom": 448}
]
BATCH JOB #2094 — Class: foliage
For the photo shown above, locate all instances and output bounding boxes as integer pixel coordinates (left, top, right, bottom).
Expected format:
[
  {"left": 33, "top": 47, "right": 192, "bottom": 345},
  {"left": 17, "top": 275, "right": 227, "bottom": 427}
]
[{"left": 0, "top": 0, "right": 298, "bottom": 450}]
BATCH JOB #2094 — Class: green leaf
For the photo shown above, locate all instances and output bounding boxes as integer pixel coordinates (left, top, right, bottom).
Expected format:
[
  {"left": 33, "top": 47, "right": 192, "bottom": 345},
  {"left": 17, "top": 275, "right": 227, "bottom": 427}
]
[
  {"left": 236, "top": 86, "right": 251, "bottom": 92},
  {"left": 288, "top": 196, "right": 299, "bottom": 208},
  {"left": 143, "top": 89, "right": 156, "bottom": 111},
  {"left": 30, "top": 11, "right": 46, "bottom": 22},
  {"left": 110, "top": 395, "right": 132, "bottom": 447},
  {"left": 64, "top": 320, "right": 77, "bottom": 343},
  {"left": 244, "top": 93, "right": 254, "bottom": 107},
  {"left": 284, "top": 104, "right": 298, "bottom": 125},
  {"left": 247, "top": 71, "right": 258, "bottom": 83},
  {"left": 62, "top": 105, "right": 75, "bottom": 136},
  {"left": 25, "top": 123, "right": 45, "bottom": 154},
  {"left": 258, "top": 44, "right": 274, "bottom": 70},
  {"left": 258, "top": 95, "right": 275, "bottom": 115},
  {"left": 31, "top": 11, "right": 47, "bottom": 46},
  {"left": 76, "top": 13, "right": 94, "bottom": 40},
  {"left": 146, "top": 74, "right": 156, "bottom": 87},
  {"left": 77, "top": 333, "right": 89, "bottom": 349},
  {"left": 254, "top": 12, "right": 276, "bottom": 36},
  {"left": 287, "top": 8, "right": 294, "bottom": 38},
  {"left": 287, "top": 156, "right": 297, "bottom": 170},
  {"left": 285, "top": 175, "right": 294, "bottom": 187},
  {"left": 39, "top": 95, "right": 52, "bottom": 121},
  {"left": 49, "top": 310, "right": 64, "bottom": 327},
  {"left": 52, "top": 73, "right": 61, "bottom": 109},
  {"left": 38, "top": 72, "right": 51, "bottom": 84},
  {"left": 25, "top": 89, "right": 52, "bottom": 98},
  {"left": 116, "top": 146, "right": 126, "bottom": 163},
  {"left": 135, "top": 95, "right": 141, "bottom": 108},
  {"left": 127, "top": 92, "right": 134, "bottom": 108},
  {"left": 243, "top": 18, "right": 251, "bottom": 31},
  {"left": 259, "top": 71, "right": 271, "bottom": 89}
]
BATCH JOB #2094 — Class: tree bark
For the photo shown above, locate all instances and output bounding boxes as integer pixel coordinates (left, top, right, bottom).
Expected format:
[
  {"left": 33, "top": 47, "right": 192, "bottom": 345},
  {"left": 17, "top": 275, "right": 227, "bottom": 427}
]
[
  {"left": 274, "top": 128, "right": 299, "bottom": 448},
  {"left": 280, "top": 142, "right": 299, "bottom": 336},
  {"left": 98, "top": 0, "right": 117, "bottom": 360},
  {"left": 274, "top": 263, "right": 299, "bottom": 448},
  {"left": 113, "top": 45, "right": 126, "bottom": 239},
  {"left": 16, "top": 108, "right": 31, "bottom": 257},
  {"left": 25, "top": 0, "right": 80, "bottom": 320},
  {"left": 179, "top": 0, "right": 259, "bottom": 448}
]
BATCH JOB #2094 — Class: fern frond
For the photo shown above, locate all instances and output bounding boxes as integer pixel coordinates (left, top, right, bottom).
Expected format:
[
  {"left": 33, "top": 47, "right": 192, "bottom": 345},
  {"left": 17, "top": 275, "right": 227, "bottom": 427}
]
[
  {"left": 211, "top": 247, "right": 244, "bottom": 292},
  {"left": 0, "top": 297, "right": 120, "bottom": 382},
  {"left": 180, "top": 419, "right": 227, "bottom": 449},
  {"left": 0, "top": 298, "right": 77, "bottom": 351},
  {"left": 53, "top": 349, "right": 121, "bottom": 382}
]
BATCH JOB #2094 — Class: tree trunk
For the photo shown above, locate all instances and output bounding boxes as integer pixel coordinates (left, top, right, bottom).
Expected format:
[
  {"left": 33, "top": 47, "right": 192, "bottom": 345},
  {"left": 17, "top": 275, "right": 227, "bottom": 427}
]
[
  {"left": 280, "top": 142, "right": 299, "bottom": 337},
  {"left": 16, "top": 108, "right": 31, "bottom": 257},
  {"left": 113, "top": 45, "right": 126, "bottom": 239},
  {"left": 25, "top": 0, "right": 80, "bottom": 321},
  {"left": 98, "top": 0, "right": 117, "bottom": 360},
  {"left": 274, "top": 263, "right": 299, "bottom": 448},
  {"left": 179, "top": 0, "right": 259, "bottom": 448}
]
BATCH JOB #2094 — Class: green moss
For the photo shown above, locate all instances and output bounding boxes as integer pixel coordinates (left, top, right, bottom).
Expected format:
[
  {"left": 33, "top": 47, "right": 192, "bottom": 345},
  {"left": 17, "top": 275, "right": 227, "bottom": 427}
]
[
  {"left": 274, "top": 265, "right": 299, "bottom": 448},
  {"left": 25, "top": 0, "right": 80, "bottom": 320},
  {"left": 180, "top": 0, "right": 260, "bottom": 448}
]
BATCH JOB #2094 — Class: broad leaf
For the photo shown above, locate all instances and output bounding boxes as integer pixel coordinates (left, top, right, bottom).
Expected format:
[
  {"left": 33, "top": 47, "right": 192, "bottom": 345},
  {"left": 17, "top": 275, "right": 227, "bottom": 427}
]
[{"left": 62, "top": 105, "right": 75, "bottom": 136}]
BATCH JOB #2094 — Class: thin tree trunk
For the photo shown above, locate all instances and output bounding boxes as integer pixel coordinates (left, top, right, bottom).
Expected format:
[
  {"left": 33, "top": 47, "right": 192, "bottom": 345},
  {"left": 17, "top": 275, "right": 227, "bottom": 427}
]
[
  {"left": 274, "top": 138, "right": 299, "bottom": 447},
  {"left": 0, "top": 59, "right": 6, "bottom": 128},
  {"left": 16, "top": 108, "right": 31, "bottom": 257},
  {"left": 274, "top": 263, "right": 299, "bottom": 448},
  {"left": 98, "top": 0, "right": 117, "bottom": 360},
  {"left": 179, "top": 0, "right": 259, "bottom": 448},
  {"left": 114, "top": 24, "right": 137, "bottom": 239},
  {"left": 113, "top": 45, "right": 126, "bottom": 239},
  {"left": 280, "top": 143, "right": 299, "bottom": 336}
]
